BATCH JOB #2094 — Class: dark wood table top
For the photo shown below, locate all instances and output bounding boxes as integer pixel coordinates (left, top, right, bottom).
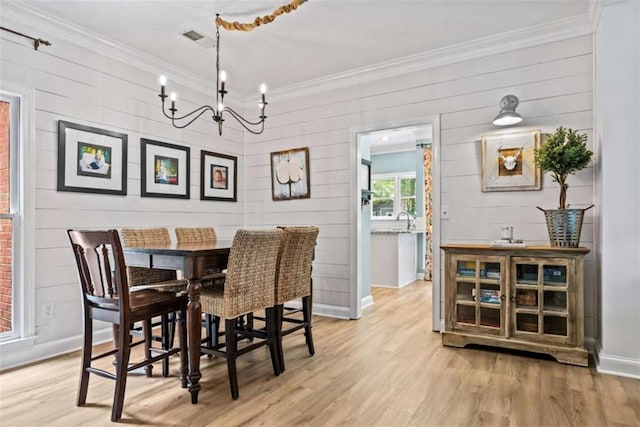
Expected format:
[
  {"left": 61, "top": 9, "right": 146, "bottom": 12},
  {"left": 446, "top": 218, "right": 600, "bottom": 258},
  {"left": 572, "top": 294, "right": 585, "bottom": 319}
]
[{"left": 122, "top": 240, "right": 233, "bottom": 256}]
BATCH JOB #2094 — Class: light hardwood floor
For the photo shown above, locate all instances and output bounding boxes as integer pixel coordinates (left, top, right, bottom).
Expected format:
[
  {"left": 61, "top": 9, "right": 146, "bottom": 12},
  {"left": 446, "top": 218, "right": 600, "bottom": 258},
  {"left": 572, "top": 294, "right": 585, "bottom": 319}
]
[{"left": 1, "top": 281, "right": 639, "bottom": 426}]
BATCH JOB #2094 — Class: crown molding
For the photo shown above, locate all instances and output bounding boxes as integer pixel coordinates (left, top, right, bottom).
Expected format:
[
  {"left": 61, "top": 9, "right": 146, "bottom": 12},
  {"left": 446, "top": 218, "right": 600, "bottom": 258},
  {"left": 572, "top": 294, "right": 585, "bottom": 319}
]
[
  {"left": 0, "top": 1, "right": 243, "bottom": 107},
  {"left": 2, "top": 1, "right": 596, "bottom": 112},
  {"left": 588, "top": 0, "right": 601, "bottom": 30},
  {"left": 260, "top": 12, "right": 596, "bottom": 105}
]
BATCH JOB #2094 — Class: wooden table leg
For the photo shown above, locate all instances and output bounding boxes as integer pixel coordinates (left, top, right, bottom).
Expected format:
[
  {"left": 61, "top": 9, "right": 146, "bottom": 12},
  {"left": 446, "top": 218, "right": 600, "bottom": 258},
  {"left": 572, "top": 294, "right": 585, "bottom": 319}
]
[{"left": 187, "top": 280, "right": 202, "bottom": 404}]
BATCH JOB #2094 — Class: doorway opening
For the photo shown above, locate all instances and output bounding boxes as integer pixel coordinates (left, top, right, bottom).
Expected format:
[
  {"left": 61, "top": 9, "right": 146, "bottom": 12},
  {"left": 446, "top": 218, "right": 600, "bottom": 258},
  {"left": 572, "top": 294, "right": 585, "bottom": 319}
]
[{"left": 350, "top": 116, "right": 441, "bottom": 331}]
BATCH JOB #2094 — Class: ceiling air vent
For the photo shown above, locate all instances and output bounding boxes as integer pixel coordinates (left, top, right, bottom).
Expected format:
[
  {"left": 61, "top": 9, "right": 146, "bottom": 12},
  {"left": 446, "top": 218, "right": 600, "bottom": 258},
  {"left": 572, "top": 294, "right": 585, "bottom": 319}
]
[
  {"left": 182, "top": 30, "right": 204, "bottom": 41},
  {"left": 181, "top": 29, "right": 215, "bottom": 49}
]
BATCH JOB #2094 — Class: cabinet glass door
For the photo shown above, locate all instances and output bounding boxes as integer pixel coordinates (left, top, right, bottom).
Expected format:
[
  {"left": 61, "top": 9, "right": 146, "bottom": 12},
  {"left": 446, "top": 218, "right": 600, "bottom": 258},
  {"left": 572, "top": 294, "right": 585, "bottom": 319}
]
[
  {"left": 512, "top": 257, "right": 573, "bottom": 344},
  {"left": 451, "top": 256, "right": 505, "bottom": 336}
]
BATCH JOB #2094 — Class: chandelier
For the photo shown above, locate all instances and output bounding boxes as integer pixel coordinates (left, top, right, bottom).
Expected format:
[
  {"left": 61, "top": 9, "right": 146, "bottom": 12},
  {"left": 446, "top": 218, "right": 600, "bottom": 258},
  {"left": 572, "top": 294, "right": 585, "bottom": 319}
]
[{"left": 158, "top": 15, "right": 267, "bottom": 136}]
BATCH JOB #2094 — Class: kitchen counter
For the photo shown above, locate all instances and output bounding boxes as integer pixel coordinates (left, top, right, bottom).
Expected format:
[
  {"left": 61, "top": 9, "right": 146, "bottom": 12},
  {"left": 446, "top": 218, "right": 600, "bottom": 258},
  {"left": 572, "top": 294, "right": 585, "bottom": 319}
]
[
  {"left": 371, "top": 229, "right": 424, "bottom": 234},
  {"left": 370, "top": 232, "right": 418, "bottom": 288}
]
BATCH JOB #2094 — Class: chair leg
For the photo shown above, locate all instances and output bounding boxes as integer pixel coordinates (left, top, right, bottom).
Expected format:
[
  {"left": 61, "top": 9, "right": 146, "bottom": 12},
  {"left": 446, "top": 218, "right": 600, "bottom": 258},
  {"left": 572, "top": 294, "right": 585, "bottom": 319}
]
[
  {"left": 302, "top": 295, "right": 315, "bottom": 356},
  {"left": 77, "top": 314, "right": 93, "bottom": 406},
  {"left": 161, "top": 314, "right": 170, "bottom": 377},
  {"left": 143, "top": 319, "right": 153, "bottom": 378},
  {"left": 205, "top": 314, "right": 214, "bottom": 349},
  {"left": 168, "top": 312, "right": 176, "bottom": 349},
  {"left": 213, "top": 316, "right": 220, "bottom": 347},
  {"left": 112, "top": 324, "right": 121, "bottom": 366},
  {"left": 275, "top": 304, "right": 285, "bottom": 373},
  {"left": 112, "top": 324, "right": 131, "bottom": 422},
  {"left": 224, "top": 318, "right": 239, "bottom": 400},
  {"left": 266, "top": 307, "right": 281, "bottom": 376},
  {"left": 176, "top": 309, "right": 188, "bottom": 389},
  {"left": 247, "top": 312, "right": 254, "bottom": 342}
]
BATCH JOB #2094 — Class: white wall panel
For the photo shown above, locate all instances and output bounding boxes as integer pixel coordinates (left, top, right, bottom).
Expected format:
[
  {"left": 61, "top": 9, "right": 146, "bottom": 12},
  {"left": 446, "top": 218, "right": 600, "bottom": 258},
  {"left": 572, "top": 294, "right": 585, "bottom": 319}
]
[
  {"left": 0, "top": 23, "right": 245, "bottom": 367},
  {"left": 245, "top": 35, "right": 595, "bottom": 336}
]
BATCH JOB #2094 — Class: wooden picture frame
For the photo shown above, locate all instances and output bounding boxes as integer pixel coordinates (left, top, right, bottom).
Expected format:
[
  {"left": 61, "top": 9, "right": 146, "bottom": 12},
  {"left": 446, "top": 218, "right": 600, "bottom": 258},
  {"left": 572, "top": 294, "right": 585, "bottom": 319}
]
[
  {"left": 270, "top": 147, "right": 310, "bottom": 201},
  {"left": 481, "top": 129, "right": 541, "bottom": 192},
  {"left": 200, "top": 150, "right": 237, "bottom": 202},
  {"left": 140, "top": 138, "right": 190, "bottom": 199},
  {"left": 57, "top": 120, "right": 128, "bottom": 196}
]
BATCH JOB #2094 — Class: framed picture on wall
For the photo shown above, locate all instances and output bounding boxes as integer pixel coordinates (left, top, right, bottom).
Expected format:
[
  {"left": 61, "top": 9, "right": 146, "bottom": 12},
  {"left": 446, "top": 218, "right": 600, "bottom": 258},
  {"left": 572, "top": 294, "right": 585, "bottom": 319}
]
[
  {"left": 270, "top": 147, "right": 310, "bottom": 201},
  {"left": 200, "top": 150, "right": 237, "bottom": 202},
  {"left": 360, "top": 159, "right": 372, "bottom": 191},
  {"left": 481, "top": 129, "right": 541, "bottom": 192},
  {"left": 57, "top": 120, "right": 128, "bottom": 195},
  {"left": 140, "top": 138, "right": 190, "bottom": 199}
]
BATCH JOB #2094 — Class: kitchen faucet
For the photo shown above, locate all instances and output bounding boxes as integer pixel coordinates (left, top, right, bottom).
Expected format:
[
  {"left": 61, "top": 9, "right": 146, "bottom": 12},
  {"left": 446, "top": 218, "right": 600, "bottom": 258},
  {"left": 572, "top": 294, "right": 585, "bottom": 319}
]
[{"left": 396, "top": 211, "right": 414, "bottom": 230}]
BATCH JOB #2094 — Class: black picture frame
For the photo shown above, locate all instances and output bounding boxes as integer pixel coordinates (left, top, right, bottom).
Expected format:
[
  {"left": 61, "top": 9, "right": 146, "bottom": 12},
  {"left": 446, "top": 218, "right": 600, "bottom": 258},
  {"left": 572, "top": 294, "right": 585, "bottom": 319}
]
[
  {"left": 57, "top": 120, "right": 128, "bottom": 196},
  {"left": 360, "top": 158, "right": 372, "bottom": 191},
  {"left": 140, "top": 138, "right": 190, "bottom": 199},
  {"left": 200, "top": 150, "right": 237, "bottom": 202}
]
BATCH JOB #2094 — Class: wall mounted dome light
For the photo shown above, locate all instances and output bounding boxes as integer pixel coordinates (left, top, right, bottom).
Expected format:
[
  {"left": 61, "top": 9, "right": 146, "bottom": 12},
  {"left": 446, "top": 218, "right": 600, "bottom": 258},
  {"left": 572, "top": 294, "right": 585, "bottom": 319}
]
[{"left": 493, "top": 94, "right": 523, "bottom": 126}]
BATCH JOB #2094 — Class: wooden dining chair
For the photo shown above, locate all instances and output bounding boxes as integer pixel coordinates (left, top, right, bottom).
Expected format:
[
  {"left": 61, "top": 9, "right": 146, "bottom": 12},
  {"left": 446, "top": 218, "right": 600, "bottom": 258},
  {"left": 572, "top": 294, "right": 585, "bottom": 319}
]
[
  {"left": 273, "top": 226, "right": 319, "bottom": 372},
  {"left": 200, "top": 229, "right": 283, "bottom": 400},
  {"left": 120, "top": 227, "right": 188, "bottom": 376},
  {"left": 67, "top": 229, "right": 187, "bottom": 422}
]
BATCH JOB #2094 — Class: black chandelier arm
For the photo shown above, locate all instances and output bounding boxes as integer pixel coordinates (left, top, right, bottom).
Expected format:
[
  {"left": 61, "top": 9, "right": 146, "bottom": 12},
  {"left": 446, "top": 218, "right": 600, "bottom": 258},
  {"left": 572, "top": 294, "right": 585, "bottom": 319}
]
[
  {"left": 161, "top": 101, "right": 215, "bottom": 122},
  {"left": 225, "top": 106, "right": 265, "bottom": 127},
  {"left": 170, "top": 107, "right": 218, "bottom": 129},
  {"left": 225, "top": 110, "right": 265, "bottom": 134}
]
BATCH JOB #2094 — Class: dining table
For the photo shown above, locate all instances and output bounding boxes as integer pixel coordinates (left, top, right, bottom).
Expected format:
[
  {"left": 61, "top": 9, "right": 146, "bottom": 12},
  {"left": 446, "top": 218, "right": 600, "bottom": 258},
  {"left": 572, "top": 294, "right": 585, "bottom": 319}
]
[{"left": 123, "top": 240, "right": 232, "bottom": 404}]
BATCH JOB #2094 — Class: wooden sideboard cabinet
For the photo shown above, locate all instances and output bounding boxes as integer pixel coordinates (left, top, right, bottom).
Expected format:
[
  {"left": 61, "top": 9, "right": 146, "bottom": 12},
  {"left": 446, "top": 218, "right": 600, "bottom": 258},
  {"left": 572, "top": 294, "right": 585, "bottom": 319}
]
[{"left": 441, "top": 244, "right": 590, "bottom": 366}]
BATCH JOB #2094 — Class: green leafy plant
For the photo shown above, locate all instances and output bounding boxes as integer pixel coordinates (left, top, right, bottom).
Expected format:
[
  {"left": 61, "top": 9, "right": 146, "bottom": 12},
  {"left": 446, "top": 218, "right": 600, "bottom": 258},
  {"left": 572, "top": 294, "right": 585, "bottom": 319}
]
[{"left": 535, "top": 127, "right": 593, "bottom": 209}]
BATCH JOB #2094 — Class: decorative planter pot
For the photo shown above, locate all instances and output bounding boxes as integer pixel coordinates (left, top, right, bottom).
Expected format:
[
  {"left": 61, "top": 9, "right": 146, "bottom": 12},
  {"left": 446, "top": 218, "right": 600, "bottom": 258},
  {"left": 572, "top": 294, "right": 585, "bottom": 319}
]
[{"left": 537, "top": 205, "right": 594, "bottom": 248}]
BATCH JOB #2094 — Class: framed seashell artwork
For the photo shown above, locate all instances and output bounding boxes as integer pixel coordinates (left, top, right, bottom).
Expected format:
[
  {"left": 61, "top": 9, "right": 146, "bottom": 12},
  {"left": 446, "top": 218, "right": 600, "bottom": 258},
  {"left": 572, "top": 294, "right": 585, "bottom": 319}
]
[{"left": 270, "top": 147, "right": 310, "bottom": 201}]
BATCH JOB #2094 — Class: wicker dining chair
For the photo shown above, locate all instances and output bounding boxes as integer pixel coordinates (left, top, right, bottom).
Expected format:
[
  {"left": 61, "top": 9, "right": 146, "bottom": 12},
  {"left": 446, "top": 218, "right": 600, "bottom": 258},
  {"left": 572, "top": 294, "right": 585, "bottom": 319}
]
[
  {"left": 120, "top": 228, "right": 188, "bottom": 293},
  {"left": 273, "top": 226, "right": 319, "bottom": 372},
  {"left": 200, "top": 229, "right": 284, "bottom": 400},
  {"left": 67, "top": 229, "right": 187, "bottom": 422},
  {"left": 175, "top": 227, "right": 217, "bottom": 244},
  {"left": 175, "top": 227, "right": 222, "bottom": 348},
  {"left": 120, "top": 228, "right": 188, "bottom": 376}
]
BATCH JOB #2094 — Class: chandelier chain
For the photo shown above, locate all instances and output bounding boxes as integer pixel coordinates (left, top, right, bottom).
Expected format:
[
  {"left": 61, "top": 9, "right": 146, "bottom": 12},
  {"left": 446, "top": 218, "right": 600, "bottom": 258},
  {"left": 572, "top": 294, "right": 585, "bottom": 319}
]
[{"left": 215, "top": 0, "right": 308, "bottom": 32}]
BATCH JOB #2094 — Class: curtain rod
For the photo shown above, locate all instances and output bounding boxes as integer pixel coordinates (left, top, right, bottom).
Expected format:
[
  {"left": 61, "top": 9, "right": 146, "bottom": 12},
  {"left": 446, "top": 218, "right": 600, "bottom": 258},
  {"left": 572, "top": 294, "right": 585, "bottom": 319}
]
[{"left": 0, "top": 26, "right": 51, "bottom": 51}]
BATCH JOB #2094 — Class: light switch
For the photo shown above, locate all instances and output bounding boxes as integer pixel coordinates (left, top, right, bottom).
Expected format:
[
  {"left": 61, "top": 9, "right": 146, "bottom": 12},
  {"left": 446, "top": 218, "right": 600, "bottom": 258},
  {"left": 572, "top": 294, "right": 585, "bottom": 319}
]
[{"left": 441, "top": 205, "right": 450, "bottom": 219}]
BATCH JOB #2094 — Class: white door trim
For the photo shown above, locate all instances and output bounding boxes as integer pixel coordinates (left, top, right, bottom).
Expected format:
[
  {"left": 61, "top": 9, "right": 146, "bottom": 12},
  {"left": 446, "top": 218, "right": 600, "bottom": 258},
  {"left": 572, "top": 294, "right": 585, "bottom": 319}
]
[{"left": 349, "top": 114, "right": 441, "bottom": 327}]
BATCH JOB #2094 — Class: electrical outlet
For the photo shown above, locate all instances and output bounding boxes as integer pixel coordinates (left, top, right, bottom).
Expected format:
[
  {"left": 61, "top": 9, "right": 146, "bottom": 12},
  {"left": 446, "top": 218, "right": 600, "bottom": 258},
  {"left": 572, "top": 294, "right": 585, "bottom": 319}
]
[
  {"left": 42, "top": 302, "right": 54, "bottom": 320},
  {"left": 441, "top": 205, "right": 450, "bottom": 220}
]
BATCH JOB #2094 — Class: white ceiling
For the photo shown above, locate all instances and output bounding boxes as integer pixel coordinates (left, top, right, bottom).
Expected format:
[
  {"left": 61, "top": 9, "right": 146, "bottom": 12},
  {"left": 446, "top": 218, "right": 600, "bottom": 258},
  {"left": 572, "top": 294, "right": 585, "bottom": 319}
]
[{"left": 25, "top": 0, "right": 590, "bottom": 95}]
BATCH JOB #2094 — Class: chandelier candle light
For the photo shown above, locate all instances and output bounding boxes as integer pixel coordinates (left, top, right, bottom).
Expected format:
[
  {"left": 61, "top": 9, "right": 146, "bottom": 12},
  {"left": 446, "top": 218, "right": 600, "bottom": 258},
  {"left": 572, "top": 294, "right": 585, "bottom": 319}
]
[{"left": 158, "top": 15, "right": 268, "bottom": 135}]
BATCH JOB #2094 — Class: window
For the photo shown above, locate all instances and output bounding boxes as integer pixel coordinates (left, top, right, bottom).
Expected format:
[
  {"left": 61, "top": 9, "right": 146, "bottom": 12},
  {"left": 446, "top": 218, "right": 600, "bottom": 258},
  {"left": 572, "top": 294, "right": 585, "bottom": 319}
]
[
  {"left": 0, "top": 94, "right": 19, "bottom": 340},
  {"left": 371, "top": 173, "right": 416, "bottom": 218}
]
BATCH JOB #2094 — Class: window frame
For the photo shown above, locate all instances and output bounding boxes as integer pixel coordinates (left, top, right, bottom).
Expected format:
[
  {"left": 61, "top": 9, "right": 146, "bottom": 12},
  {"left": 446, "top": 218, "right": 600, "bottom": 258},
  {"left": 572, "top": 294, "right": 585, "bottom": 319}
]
[
  {"left": 0, "top": 94, "right": 21, "bottom": 341},
  {"left": 371, "top": 172, "right": 417, "bottom": 219},
  {"left": 0, "top": 86, "right": 36, "bottom": 350}
]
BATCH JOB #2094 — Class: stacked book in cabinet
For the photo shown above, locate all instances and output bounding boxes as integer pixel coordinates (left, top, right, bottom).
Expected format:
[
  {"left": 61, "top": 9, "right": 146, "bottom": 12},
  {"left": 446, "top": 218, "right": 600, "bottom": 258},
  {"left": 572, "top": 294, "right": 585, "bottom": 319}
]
[{"left": 441, "top": 244, "right": 589, "bottom": 366}]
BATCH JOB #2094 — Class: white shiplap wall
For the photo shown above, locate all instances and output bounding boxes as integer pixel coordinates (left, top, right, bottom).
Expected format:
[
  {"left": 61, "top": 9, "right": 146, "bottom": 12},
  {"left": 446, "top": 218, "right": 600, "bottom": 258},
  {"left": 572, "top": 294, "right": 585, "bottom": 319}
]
[
  {"left": 245, "top": 35, "right": 596, "bottom": 338},
  {"left": 0, "top": 17, "right": 245, "bottom": 367}
]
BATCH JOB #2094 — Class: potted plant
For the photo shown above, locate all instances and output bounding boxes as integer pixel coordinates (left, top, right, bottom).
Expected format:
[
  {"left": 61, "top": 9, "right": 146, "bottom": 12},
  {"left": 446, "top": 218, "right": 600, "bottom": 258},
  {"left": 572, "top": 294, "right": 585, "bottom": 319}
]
[{"left": 534, "top": 127, "right": 594, "bottom": 247}]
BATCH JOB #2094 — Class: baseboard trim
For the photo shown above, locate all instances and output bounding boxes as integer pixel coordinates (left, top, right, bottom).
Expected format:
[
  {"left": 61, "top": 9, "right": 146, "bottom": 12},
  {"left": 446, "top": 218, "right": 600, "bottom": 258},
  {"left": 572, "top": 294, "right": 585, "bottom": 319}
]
[
  {"left": 361, "top": 295, "right": 374, "bottom": 310},
  {"left": 597, "top": 354, "right": 640, "bottom": 379},
  {"left": 371, "top": 279, "right": 417, "bottom": 289},
  {"left": 0, "top": 328, "right": 113, "bottom": 372},
  {"left": 313, "top": 303, "right": 351, "bottom": 319},
  {"left": 285, "top": 300, "right": 351, "bottom": 320}
]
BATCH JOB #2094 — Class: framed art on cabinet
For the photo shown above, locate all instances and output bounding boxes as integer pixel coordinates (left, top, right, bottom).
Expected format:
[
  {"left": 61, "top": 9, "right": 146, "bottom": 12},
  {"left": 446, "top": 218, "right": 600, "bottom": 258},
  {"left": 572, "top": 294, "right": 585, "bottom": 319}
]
[
  {"left": 57, "top": 120, "right": 128, "bottom": 195},
  {"left": 270, "top": 147, "right": 310, "bottom": 201},
  {"left": 481, "top": 129, "right": 541, "bottom": 192},
  {"left": 140, "top": 138, "right": 190, "bottom": 199},
  {"left": 200, "top": 150, "right": 237, "bottom": 202}
]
